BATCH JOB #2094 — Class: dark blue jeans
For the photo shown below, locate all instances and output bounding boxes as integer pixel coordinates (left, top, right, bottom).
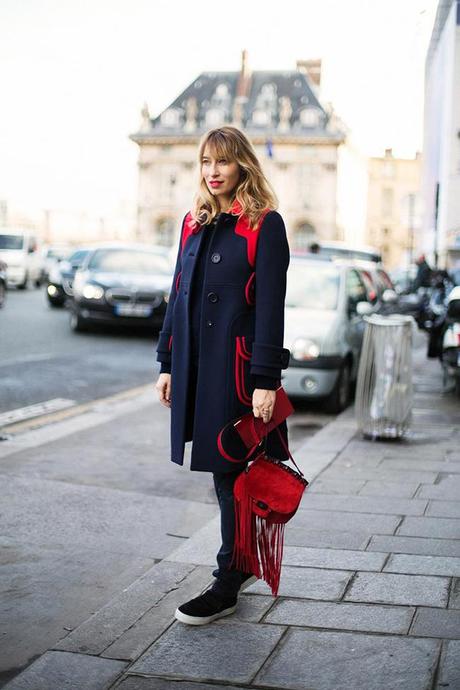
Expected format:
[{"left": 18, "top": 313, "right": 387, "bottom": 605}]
[{"left": 210, "top": 468, "right": 253, "bottom": 598}]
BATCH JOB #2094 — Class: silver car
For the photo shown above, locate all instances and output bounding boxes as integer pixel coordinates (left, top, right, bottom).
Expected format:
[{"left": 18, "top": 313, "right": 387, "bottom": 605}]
[{"left": 281, "top": 257, "right": 373, "bottom": 412}]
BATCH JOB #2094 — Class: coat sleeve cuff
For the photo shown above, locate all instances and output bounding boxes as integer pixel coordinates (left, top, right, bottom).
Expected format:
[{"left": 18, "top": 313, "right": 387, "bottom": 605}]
[
  {"left": 253, "top": 374, "right": 280, "bottom": 390},
  {"left": 250, "top": 342, "right": 290, "bottom": 377},
  {"left": 156, "top": 329, "right": 172, "bottom": 364}
]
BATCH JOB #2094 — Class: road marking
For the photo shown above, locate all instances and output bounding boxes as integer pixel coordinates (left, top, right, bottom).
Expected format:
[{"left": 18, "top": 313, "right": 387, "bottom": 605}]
[
  {"left": 0, "top": 384, "right": 153, "bottom": 434},
  {"left": 0, "top": 398, "right": 77, "bottom": 427},
  {"left": 0, "top": 353, "right": 55, "bottom": 368}
]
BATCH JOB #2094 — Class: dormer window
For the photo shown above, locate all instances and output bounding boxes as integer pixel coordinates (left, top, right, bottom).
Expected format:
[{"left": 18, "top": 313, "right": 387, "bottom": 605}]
[
  {"left": 161, "top": 108, "right": 181, "bottom": 128},
  {"left": 300, "top": 107, "right": 321, "bottom": 128}
]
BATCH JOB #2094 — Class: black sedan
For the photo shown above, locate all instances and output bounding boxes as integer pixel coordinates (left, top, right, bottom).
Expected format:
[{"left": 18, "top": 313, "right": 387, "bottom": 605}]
[{"left": 68, "top": 244, "right": 173, "bottom": 332}]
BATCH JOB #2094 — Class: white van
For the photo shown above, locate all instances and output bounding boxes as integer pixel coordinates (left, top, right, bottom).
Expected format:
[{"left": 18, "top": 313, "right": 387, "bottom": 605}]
[{"left": 0, "top": 230, "right": 42, "bottom": 289}]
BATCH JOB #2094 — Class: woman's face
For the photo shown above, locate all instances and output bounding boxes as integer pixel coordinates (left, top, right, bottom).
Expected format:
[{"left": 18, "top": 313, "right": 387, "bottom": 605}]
[{"left": 201, "top": 145, "right": 241, "bottom": 207}]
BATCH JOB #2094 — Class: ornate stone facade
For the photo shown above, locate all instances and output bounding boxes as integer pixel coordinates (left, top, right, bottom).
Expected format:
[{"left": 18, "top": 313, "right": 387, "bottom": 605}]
[{"left": 130, "top": 53, "right": 345, "bottom": 249}]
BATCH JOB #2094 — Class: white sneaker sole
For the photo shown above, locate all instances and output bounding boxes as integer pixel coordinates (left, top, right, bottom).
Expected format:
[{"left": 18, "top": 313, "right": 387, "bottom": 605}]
[
  {"left": 239, "top": 575, "right": 258, "bottom": 592},
  {"left": 174, "top": 604, "right": 237, "bottom": 626}
]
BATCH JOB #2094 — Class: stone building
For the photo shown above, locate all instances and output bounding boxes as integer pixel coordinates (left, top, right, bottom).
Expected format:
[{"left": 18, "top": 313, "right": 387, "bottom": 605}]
[
  {"left": 365, "top": 149, "right": 422, "bottom": 270},
  {"left": 130, "top": 52, "right": 345, "bottom": 249},
  {"left": 421, "top": 0, "right": 460, "bottom": 268}
]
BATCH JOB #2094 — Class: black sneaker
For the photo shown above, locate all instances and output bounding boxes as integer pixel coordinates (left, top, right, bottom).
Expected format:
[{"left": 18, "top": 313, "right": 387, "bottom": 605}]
[
  {"left": 239, "top": 573, "right": 258, "bottom": 592},
  {"left": 174, "top": 589, "right": 237, "bottom": 625}
]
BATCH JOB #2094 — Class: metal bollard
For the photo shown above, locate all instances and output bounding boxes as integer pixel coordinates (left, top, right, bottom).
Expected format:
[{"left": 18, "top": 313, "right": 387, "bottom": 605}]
[{"left": 355, "top": 314, "right": 415, "bottom": 439}]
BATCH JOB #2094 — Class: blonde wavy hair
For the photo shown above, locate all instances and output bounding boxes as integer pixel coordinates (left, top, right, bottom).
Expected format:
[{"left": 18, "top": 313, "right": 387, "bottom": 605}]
[{"left": 191, "top": 126, "right": 278, "bottom": 230}]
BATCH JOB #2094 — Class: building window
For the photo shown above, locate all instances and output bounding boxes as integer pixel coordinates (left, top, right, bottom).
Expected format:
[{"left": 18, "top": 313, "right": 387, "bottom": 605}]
[
  {"left": 382, "top": 188, "right": 394, "bottom": 217},
  {"left": 156, "top": 217, "right": 174, "bottom": 246},
  {"left": 161, "top": 108, "right": 181, "bottom": 128},
  {"left": 300, "top": 107, "right": 321, "bottom": 128},
  {"left": 293, "top": 221, "right": 316, "bottom": 251}
]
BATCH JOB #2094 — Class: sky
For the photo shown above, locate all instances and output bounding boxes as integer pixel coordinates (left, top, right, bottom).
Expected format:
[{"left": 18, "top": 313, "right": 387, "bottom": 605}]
[{"left": 0, "top": 0, "right": 438, "bottom": 219}]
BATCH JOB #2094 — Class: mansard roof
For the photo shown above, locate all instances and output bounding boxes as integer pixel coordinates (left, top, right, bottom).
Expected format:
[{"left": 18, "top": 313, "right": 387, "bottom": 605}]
[{"left": 131, "top": 68, "right": 345, "bottom": 143}]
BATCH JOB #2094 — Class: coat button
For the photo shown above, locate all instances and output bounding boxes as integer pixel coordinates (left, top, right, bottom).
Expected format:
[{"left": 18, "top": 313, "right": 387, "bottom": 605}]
[
  {"left": 211, "top": 252, "right": 221, "bottom": 263},
  {"left": 207, "top": 292, "right": 218, "bottom": 303},
  {"left": 206, "top": 319, "right": 214, "bottom": 327}
]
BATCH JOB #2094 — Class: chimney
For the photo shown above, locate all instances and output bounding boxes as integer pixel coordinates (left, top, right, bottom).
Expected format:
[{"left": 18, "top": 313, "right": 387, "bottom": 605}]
[
  {"left": 296, "top": 59, "right": 322, "bottom": 88},
  {"left": 236, "top": 49, "right": 251, "bottom": 99}
]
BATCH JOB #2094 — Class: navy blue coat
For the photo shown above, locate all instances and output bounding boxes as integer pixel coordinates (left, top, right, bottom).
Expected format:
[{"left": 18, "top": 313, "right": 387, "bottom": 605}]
[{"left": 156, "top": 201, "right": 291, "bottom": 473}]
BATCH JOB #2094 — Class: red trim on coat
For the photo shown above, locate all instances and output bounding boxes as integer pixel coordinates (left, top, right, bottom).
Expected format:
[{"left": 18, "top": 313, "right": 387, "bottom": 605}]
[
  {"left": 244, "top": 272, "right": 256, "bottom": 306},
  {"left": 234, "top": 208, "right": 271, "bottom": 268},
  {"left": 181, "top": 213, "right": 201, "bottom": 256},
  {"left": 175, "top": 270, "right": 182, "bottom": 292},
  {"left": 168, "top": 335, "right": 173, "bottom": 351},
  {"left": 235, "top": 336, "right": 252, "bottom": 406}
]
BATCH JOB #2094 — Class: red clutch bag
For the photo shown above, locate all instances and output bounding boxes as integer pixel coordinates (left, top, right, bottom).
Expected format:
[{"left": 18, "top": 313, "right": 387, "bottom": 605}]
[{"left": 217, "top": 385, "right": 295, "bottom": 463}]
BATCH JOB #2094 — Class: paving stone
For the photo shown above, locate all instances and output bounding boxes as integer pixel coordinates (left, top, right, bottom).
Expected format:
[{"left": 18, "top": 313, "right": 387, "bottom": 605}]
[
  {"left": 218, "top": 594, "right": 274, "bottom": 624},
  {"left": 246, "top": 565, "right": 351, "bottom": 600},
  {"left": 283, "top": 546, "right": 386, "bottom": 571},
  {"left": 129, "top": 621, "right": 285, "bottom": 683},
  {"left": 397, "top": 517, "right": 460, "bottom": 539},
  {"left": 265, "top": 599, "right": 415, "bottom": 634},
  {"left": 54, "top": 561, "right": 195, "bottom": 655},
  {"left": 381, "top": 459, "right": 460, "bottom": 473},
  {"left": 450, "top": 579, "right": 460, "bottom": 609},
  {"left": 293, "top": 509, "right": 400, "bottom": 535},
  {"left": 117, "top": 680, "right": 246, "bottom": 690},
  {"left": 384, "top": 554, "right": 460, "bottom": 577},
  {"left": 285, "top": 526, "right": 370, "bottom": 550},
  {"left": 426, "top": 500, "right": 460, "bottom": 519},
  {"left": 417, "top": 483, "right": 460, "bottom": 500},
  {"left": 308, "top": 478, "right": 366, "bottom": 494},
  {"left": 344, "top": 572, "right": 450, "bottom": 607},
  {"left": 436, "top": 640, "right": 460, "bottom": 689},
  {"left": 368, "top": 535, "right": 460, "bottom": 558},
  {"left": 2, "top": 651, "right": 126, "bottom": 690},
  {"left": 300, "top": 493, "right": 427, "bottom": 515},
  {"left": 102, "top": 565, "right": 213, "bottom": 661},
  {"left": 323, "top": 467, "right": 439, "bottom": 484},
  {"left": 410, "top": 608, "right": 460, "bottom": 639},
  {"left": 358, "top": 480, "right": 420, "bottom": 498},
  {"left": 254, "top": 628, "right": 440, "bottom": 690}
]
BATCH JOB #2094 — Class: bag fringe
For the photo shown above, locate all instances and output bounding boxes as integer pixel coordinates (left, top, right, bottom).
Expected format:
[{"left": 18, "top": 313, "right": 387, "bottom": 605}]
[{"left": 231, "top": 487, "right": 285, "bottom": 596}]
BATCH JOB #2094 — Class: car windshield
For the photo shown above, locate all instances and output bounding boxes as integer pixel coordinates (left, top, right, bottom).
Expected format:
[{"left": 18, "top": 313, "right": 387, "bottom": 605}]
[
  {"left": 0, "top": 235, "right": 24, "bottom": 250},
  {"left": 68, "top": 249, "right": 90, "bottom": 264},
  {"left": 286, "top": 262, "right": 341, "bottom": 310},
  {"left": 87, "top": 249, "right": 171, "bottom": 275}
]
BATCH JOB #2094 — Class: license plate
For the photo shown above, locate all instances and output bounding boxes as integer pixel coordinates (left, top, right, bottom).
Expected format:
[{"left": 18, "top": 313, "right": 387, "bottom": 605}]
[{"left": 115, "top": 304, "right": 152, "bottom": 317}]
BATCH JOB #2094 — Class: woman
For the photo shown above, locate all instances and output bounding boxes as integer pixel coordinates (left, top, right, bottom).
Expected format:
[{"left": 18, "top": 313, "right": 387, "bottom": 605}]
[{"left": 155, "top": 125, "right": 291, "bottom": 625}]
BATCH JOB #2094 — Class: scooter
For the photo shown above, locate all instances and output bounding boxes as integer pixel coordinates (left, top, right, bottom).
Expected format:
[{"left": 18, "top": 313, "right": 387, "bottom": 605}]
[{"left": 441, "top": 286, "right": 460, "bottom": 397}]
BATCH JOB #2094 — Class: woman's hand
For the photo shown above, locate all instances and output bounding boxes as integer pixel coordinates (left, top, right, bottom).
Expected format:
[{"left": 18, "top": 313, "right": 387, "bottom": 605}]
[
  {"left": 252, "top": 388, "right": 276, "bottom": 423},
  {"left": 156, "top": 373, "right": 171, "bottom": 408}
]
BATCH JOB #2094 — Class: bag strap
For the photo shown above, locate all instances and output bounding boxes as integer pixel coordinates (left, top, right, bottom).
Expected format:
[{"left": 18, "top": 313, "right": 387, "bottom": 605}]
[{"left": 262, "top": 425, "right": 305, "bottom": 477}]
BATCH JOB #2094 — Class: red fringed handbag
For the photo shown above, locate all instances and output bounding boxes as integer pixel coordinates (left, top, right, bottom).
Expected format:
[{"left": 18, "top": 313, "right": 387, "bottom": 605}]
[{"left": 217, "top": 386, "right": 309, "bottom": 596}]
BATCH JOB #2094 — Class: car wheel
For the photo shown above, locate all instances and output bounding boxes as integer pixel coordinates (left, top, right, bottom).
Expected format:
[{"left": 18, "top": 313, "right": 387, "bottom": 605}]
[
  {"left": 17, "top": 271, "right": 29, "bottom": 290},
  {"left": 325, "top": 363, "right": 351, "bottom": 414},
  {"left": 69, "top": 310, "right": 88, "bottom": 333}
]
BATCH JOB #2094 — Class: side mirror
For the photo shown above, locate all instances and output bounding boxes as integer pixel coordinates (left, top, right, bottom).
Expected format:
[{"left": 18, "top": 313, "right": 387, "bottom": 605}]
[
  {"left": 28, "top": 246, "right": 36, "bottom": 254},
  {"left": 382, "top": 289, "right": 398, "bottom": 303},
  {"left": 356, "top": 301, "right": 373, "bottom": 316}
]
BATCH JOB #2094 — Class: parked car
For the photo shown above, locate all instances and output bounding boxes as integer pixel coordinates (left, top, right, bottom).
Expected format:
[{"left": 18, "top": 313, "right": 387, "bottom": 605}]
[
  {"left": 0, "top": 230, "right": 42, "bottom": 288},
  {"left": 40, "top": 244, "right": 73, "bottom": 283},
  {"left": 292, "top": 241, "right": 382, "bottom": 264},
  {"left": 0, "top": 259, "right": 7, "bottom": 308},
  {"left": 68, "top": 244, "right": 173, "bottom": 332},
  {"left": 46, "top": 247, "right": 92, "bottom": 306},
  {"left": 281, "top": 257, "right": 374, "bottom": 412}
]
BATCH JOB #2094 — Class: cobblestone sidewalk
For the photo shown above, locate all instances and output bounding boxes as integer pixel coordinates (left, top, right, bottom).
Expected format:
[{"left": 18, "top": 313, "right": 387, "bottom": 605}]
[{"left": 4, "top": 352, "right": 460, "bottom": 690}]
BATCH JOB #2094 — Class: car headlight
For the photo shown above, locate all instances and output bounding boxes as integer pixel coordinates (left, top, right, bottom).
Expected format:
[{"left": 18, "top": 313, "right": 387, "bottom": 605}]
[
  {"left": 82, "top": 283, "right": 105, "bottom": 300},
  {"left": 291, "top": 337, "right": 320, "bottom": 361}
]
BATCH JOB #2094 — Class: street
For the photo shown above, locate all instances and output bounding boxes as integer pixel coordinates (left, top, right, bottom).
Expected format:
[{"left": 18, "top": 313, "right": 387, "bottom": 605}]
[{"left": 0, "top": 286, "right": 334, "bottom": 687}]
